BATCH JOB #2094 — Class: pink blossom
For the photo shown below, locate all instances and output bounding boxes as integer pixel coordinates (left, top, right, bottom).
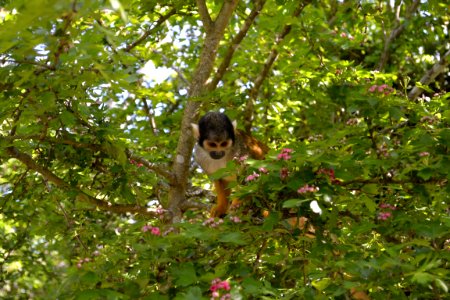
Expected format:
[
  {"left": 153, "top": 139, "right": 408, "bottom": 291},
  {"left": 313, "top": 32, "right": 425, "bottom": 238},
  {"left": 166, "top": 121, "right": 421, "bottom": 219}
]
[
  {"left": 297, "top": 184, "right": 319, "bottom": 194},
  {"left": 277, "top": 148, "right": 294, "bottom": 160},
  {"left": 151, "top": 227, "right": 161, "bottom": 236},
  {"left": 258, "top": 167, "right": 268, "bottom": 174},
  {"left": 378, "top": 84, "right": 389, "bottom": 92},
  {"left": 203, "top": 218, "right": 223, "bottom": 228},
  {"left": 379, "top": 203, "right": 397, "bottom": 210},
  {"left": 419, "top": 152, "right": 430, "bottom": 157},
  {"left": 234, "top": 155, "right": 248, "bottom": 163},
  {"left": 142, "top": 224, "right": 161, "bottom": 236},
  {"left": 280, "top": 167, "right": 289, "bottom": 180},
  {"left": 210, "top": 278, "right": 231, "bottom": 299},
  {"left": 277, "top": 153, "right": 291, "bottom": 160},
  {"left": 368, "top": 85, "right": 377, "bottom": 92},
  {"left": 218, "top": 280, "right": 230, "bottom": 291},
  {"left": 340, "top": 32, "right": 347, "bottom": 38},
  {"left": 377, "top": 211, "right": 392, "bottom": 220},
  {"left": 245, "top": 172, "right": 260, "bottom": 182},
  {"left": 141, "top": 224, "right": 152, "bottom": 232},
  {"left": 230, "top": 216, "right": 241, "bottom": 223}
]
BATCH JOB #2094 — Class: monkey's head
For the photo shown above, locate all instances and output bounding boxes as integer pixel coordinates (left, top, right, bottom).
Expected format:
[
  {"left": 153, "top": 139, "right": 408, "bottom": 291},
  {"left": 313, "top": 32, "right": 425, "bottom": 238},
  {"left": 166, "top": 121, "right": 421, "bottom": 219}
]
[{"left": 191, "top": 112, "right": 236, "bottom": 160}]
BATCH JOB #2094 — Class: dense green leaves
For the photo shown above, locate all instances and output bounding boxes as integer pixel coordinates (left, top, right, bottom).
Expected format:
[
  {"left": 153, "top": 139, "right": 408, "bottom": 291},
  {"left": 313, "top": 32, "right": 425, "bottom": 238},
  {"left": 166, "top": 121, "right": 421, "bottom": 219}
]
[{"left": 1, "top": 0, "right": 450, "bottom": 299}]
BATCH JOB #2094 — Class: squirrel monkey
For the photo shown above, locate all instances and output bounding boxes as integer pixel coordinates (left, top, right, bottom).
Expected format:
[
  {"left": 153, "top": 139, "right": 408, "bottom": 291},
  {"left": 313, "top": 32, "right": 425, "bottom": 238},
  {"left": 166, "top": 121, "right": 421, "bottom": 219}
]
[{"left": 191, "top": 112, "right": 268, "bottom": 217}]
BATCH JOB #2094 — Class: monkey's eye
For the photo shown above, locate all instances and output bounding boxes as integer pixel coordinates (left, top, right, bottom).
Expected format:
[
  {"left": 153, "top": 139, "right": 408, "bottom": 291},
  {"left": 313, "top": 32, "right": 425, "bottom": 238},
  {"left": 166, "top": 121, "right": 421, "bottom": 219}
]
[
  {"left": 207, "top": 142, "right": 217, "bottom": 148},
  {"left": 220, "top": 141, "right": 229, "bottom": 147}
]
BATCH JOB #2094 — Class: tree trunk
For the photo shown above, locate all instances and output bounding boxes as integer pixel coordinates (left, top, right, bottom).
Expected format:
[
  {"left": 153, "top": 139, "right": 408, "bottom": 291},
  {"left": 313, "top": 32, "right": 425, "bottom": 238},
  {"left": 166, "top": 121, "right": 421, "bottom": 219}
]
[{"left": 167, "top": 0, "right": 239, "bottom": 223}]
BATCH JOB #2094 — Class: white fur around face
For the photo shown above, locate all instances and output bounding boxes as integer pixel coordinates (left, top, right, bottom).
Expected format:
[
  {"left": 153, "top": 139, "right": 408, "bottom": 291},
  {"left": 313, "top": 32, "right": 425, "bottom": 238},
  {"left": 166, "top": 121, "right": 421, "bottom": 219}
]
[{"left": 193, "top": 144, "right": 229, "bottom": 175}]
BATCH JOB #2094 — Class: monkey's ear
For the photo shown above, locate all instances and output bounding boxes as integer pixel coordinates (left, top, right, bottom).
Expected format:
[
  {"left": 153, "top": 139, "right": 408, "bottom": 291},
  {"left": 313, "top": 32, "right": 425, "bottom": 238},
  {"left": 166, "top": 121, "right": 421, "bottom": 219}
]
[
  {"left": 191, "top": 123, "right": 200, "bottom": 140},
  {"left": 232, "top": 120, "right": 237, "bottom": 132}
]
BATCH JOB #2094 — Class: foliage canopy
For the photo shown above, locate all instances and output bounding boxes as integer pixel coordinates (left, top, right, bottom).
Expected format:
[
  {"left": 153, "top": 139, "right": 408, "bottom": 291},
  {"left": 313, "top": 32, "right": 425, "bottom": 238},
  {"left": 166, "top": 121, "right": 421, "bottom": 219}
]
[{"left": 1, "top": 0, "right": 449, "bottom": 299}]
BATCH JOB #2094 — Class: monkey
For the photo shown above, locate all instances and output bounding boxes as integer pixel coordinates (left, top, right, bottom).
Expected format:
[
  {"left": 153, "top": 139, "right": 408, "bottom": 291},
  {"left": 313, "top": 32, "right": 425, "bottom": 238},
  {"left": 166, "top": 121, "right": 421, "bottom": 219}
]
[{"left": 191, "top": 112, "right": 268, "bottom": 217}]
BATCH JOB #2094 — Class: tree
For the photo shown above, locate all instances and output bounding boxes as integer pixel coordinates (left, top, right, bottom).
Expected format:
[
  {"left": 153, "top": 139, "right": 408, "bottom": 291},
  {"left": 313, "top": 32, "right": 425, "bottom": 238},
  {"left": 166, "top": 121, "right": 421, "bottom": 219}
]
[{"left": 1, "top": 0, "right": 449, "bottom": 299}]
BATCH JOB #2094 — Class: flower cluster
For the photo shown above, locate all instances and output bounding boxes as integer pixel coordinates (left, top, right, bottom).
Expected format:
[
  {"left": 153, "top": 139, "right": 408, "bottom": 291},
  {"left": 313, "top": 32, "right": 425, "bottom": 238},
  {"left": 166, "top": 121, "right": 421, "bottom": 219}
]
[
  {"left": 210, "top": 278, "right": 231, "bottom": 300},
  {"left": 377, "top": 203, "right": 397, "bottom": 221},
  {"left": 142, "top": 224, "right": 161, "bottom": 236},
  {"left": 76, "top": 257, "right": 91, "bottom": 269},
  {"left": 377, "top": 211, "right": 392, "bottom": 220},
  {"left": 129, "top": 159, "right": 144, "bottom": 168},
  {"left": 317, "top": 168, "right": 340, "bottom": 184},
  {"left": 419, "top": 151, "right": 430, "bottom": 157},
  {"left": 229, "top": 216, "right": 241, "bottom": 223},
  {"left": 245, "top": 167, "right": 268, "bottom": 182},
  {"left": 379, "top": 203, "right": 397, "bottom": 210},
  {"left": 297, "top": 184, "right": 319, "bottom": 194},
  {"left": 277, "top": 148, "right": 293, "bottom": 160},
  {"left": 152, "top": 205, "right": 166, "bottom": 220},
  {"left": 203, "top": 217, "right": 224, "bottom": 228},
  {"left": 245, "top": 172, "right": 260, "bottom": 182},
  {"left": 368, "top": 83, "right": 394, "bottom": 95},
  {"left": 280, "top": 167, "right": 289, "bottom": 180}
]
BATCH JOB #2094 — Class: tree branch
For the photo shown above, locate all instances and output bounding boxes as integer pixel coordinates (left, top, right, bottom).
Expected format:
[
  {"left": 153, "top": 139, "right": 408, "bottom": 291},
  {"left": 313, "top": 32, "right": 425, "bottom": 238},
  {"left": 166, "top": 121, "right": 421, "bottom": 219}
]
[
  {"left": 243, "top": 0, "right": 312, "bottom": 132},
  {"left": 6, "top": 146, "right": 157, "bottom": 217},
  {"left": 2, "top": 135, "right": 175, "bottom": 183},
  {"left": 125, "top": 8, "right": 177, "bottom": 52},
  {"left": 196, "top": 0, "right": 213, "bottom": 32},
  {"left": 408, "top": 49, "right": 450, "bottom": 101},
  {"left": 377, "top": 0, "right": 420, "bottom": 71},
  {"left": 168, "top": 0, "right": 239, "bottom": 222},
  {"left": 126, "top": 149, "right": 175, "bottom": 183},
  {"left": 208, "top": 0, "right": 266, "bottom": 90}
]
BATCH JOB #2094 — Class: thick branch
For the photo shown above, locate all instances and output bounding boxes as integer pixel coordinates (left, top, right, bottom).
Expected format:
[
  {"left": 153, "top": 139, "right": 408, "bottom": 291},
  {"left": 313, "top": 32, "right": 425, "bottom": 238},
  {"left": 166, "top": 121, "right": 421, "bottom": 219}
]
[
  {"left": 168, "top": 0, "right": 239, "bottom": 222},
  {"left": 6, "top": 147, "right": 157, "bottom": 217},
  {"left": 244, "top": 0, "right": 311, "bottom": 132},
  {"left": 125, "top": 8, "right": 177, "bottom": 52},
  {"left": 408, "top": 49, "right": 450, "bottom": 101},
  {"left": 208, "top": 0, "right": 266, "bottom": 90},
  {"left": 377, "top": 0, "right": 420, "bottom": 71}
]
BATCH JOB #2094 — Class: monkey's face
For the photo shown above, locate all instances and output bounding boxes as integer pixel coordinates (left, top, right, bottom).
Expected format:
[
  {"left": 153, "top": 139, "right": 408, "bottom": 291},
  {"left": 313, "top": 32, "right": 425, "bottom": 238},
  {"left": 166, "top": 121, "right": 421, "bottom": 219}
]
[
  {"left": 191, "top": 112, "right": 237, "bottom": 160},
  {"left": 201, "top": 139, "right": 233, "bottom": 160}
]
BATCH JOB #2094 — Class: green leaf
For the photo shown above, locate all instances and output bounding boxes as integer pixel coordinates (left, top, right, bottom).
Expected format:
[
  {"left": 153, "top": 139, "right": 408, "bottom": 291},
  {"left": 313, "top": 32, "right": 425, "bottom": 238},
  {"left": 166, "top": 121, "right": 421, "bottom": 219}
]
[
  {"left": 60, "top": 110, "right": 77, "bottom": 126},
  {"left": 282, "top": 199, "right": 310, "bottom": 208},
  {"left": 262, "top": 211, "right": 280, "bottom": 231},
  {"left": 439, "top": 129, "right": 450, "bottom": 147},
  {"left": 417, "top": 168, "right": 433, "bottom": 180},
  {"left": 178, "top": 287, "right": 204, "bottom": 300},
  {"left": 411, "top": 272, "right": 435, "bottom": 285},
  {"left": 361, "top": 184, "right": 378, "bottom": 195},
  {"left": 219, "top": 232, "right": 247, "bottom": 245},
  {"left": 361, "top": 195, "right": 377, "bottom": 213},
  {"left": 171, "top": 263, "right": 198, "bottom": 287},
  {"left": 312, "top": 278, "right": 331, "bottom": 292}
]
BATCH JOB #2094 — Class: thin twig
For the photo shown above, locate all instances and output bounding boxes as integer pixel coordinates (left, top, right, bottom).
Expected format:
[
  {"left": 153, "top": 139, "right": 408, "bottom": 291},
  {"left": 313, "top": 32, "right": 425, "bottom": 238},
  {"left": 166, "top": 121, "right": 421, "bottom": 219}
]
[{"left": 408, "top": 49, "right": 450, "bottom": 101}]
